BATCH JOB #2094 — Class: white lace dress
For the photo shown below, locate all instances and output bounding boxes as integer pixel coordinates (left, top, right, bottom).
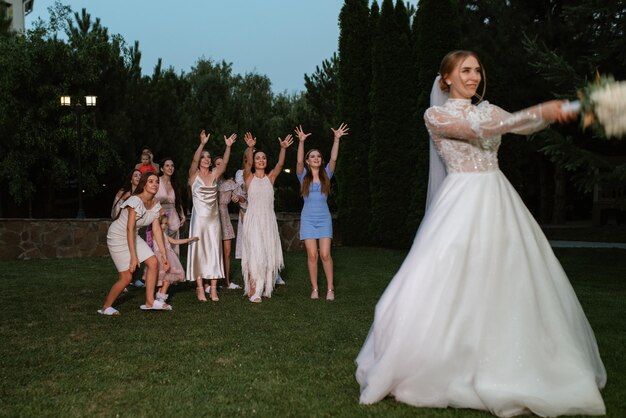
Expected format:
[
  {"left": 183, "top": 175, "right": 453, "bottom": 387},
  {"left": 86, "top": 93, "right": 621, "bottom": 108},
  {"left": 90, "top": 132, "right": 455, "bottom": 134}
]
[
  {"left": 241, "top": 175, "right": 284, "bottom": 297},
  {"left": 355, "top": 99, "right": 606, "bottom": 417}
]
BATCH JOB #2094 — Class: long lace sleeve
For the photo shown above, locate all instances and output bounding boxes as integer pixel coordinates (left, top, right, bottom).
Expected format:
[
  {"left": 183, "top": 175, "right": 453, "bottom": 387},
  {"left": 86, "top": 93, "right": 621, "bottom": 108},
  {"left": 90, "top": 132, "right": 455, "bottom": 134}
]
[{"left": 425, "top": 103, "right": 549, "bottom": 142}]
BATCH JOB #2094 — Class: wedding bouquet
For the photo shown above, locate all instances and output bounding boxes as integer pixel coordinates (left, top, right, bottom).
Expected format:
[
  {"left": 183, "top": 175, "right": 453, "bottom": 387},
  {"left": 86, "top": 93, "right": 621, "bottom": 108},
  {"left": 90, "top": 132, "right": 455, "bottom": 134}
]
[{"left": 563, "top": 75, "right": 626, "bottom": 139}]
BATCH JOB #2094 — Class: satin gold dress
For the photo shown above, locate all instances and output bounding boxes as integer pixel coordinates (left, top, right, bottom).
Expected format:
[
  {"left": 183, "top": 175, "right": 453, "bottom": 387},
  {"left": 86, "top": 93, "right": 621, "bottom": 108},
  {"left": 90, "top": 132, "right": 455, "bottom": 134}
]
[{"left": 186, "top": 176, "right": 224, "bottom": 281}]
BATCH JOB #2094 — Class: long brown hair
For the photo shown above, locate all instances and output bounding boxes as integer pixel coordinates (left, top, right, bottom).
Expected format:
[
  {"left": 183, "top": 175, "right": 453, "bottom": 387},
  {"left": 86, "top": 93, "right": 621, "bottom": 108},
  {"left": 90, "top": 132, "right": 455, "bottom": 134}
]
[
  {"left": 113, "top": 168, "right": 141, "bottom": 210},
  {"left": 439, "top": 50, "right": 486, "bottom": 103},
  {"left": 112, "top": 171, "right": 157, "bottom": 221},
  {"left": 301, "top": 149, "right": 331, "bottom": 197},
  {"left": 133, "top": 172, "right": 159, "bottom": 196},
  {"left": 159, "top": 157, "right": 184, "bottom": 220}
]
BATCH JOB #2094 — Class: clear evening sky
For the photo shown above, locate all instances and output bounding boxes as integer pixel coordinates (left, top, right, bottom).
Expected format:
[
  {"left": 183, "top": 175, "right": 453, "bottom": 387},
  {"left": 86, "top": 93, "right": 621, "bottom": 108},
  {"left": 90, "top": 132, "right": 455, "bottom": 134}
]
[{"left": 27, "top": 0, "right": 354, "bottom": 93}]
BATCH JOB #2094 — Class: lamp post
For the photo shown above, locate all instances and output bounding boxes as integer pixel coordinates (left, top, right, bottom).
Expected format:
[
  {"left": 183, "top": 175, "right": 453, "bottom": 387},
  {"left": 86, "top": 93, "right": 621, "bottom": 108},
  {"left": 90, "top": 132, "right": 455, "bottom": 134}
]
[{"left": 60, "top": 95, "right": 97, "bottom": 218}]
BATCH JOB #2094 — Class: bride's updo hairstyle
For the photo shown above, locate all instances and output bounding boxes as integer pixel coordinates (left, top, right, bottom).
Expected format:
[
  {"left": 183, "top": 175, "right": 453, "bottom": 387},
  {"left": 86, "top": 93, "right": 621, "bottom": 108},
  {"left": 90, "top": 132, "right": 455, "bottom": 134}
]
[{"left": 439, "top": 50, "right": 486, "bottom": 103}]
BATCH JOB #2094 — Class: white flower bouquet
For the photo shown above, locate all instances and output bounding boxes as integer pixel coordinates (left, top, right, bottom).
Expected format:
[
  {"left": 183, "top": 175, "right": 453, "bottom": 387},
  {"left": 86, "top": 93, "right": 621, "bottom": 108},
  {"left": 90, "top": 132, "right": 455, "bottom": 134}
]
[{"left": 562, "top": 75, "right": 626, "bottom": 139}]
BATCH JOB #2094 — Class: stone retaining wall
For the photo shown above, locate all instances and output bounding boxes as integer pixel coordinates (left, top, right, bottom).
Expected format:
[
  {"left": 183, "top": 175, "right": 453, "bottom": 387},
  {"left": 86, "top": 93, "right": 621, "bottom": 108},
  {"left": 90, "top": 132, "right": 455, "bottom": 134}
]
[{"left": 0, "top": 213, "right": 337, "bottom": 260}]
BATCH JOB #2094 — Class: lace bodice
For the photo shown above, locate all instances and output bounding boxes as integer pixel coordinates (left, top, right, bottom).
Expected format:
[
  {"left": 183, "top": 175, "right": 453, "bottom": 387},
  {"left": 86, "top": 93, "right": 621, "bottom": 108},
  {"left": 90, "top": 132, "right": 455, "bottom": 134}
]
[{"left": 424, "top": 99, "right": 548, "bottom": 173}]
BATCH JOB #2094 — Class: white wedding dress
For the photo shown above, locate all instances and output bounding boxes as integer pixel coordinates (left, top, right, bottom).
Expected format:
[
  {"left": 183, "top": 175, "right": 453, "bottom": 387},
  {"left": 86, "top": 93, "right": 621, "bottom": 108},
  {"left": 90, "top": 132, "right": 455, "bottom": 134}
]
[{"left": 356, "top": 99, "right": 607, "bottom": 417}]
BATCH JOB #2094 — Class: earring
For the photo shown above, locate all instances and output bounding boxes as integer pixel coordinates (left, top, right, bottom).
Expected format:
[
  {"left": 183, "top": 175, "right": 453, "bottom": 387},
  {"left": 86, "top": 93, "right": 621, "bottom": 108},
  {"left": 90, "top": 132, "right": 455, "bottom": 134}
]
[{"left": 446, "top": 81, "right": 452, "bottom": 86}]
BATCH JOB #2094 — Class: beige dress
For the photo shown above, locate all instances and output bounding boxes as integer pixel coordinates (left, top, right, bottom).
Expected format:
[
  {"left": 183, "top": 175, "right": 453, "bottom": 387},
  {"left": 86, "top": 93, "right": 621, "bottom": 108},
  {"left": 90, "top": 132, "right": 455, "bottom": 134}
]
[
  {"left": 186, "top": 176, "right": 224, "bottom": 281},
  {"left": 241, "top": 175, "right": 283, "bottom": 297},
  {"left": 107, "top": 196, "right": 161, "bottom": 272},
  {"left": 217, "top": 179, "right": 237, "bottom": 240}
]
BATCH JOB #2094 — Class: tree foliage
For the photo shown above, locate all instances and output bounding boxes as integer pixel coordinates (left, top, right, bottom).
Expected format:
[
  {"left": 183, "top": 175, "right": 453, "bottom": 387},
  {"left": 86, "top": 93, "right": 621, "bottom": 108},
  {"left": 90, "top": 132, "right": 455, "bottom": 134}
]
[
  {"left": 0, "top": 4, "right": 311, "bottom": 217},
  {"left": 336, "top": 0, "right": 374, "bottom": 245},
  {"left": 368, "top": 0, "right": 417, "bottom": 247},
  {"left": 405, "top": 0, "right": 461, "bottom": 233}
]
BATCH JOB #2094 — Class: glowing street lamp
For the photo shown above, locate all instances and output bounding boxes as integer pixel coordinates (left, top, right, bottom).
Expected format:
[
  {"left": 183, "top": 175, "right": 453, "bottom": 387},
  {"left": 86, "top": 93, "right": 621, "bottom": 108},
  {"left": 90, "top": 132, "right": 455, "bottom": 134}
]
[{"left": 60, "top": 95, "right": 97, "bottom": 218}]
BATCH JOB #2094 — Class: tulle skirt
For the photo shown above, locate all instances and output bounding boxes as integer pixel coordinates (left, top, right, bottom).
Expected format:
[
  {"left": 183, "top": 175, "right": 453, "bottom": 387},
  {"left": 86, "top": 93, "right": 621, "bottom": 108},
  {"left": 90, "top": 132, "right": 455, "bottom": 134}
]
[{"left": 356, "top": 170, "right": 606, "bottom": 417}]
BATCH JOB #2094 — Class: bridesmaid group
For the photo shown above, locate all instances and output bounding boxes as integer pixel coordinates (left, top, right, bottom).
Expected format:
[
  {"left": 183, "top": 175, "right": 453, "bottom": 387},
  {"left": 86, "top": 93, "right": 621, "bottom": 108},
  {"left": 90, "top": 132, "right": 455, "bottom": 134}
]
[{"left": 98, "top": 124, "right": 348, "bottom": 315}]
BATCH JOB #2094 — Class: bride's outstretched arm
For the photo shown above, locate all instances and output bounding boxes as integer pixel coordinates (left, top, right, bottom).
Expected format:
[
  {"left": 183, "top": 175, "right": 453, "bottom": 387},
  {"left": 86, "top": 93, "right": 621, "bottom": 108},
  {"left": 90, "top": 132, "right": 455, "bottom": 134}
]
[{"left": 425, "top": 100, "right": 575, "bottom": 141}]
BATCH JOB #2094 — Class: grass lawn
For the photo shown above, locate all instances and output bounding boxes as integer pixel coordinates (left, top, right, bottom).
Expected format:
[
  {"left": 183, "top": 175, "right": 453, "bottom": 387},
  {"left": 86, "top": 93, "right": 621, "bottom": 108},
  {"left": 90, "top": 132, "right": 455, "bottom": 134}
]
[{"left": 1, "top": 247, "right": 624, "bottom": 417}]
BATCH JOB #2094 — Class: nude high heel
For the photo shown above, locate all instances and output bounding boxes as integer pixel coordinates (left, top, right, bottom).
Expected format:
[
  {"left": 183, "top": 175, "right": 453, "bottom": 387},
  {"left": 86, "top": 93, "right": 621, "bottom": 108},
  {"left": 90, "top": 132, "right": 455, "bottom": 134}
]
[
  {"left": 210, "top": 285, "right": 219, "bottom": 302},
  {"left": 196, "top": 287, "right": 207, "bottom": 302}
]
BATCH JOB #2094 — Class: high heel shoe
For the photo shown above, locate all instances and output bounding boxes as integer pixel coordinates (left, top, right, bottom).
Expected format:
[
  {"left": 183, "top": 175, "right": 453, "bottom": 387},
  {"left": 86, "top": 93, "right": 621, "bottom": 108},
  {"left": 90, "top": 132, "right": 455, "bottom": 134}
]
[
  {"left": 210, "top": 285, "right": 219, "bottom": 302},
  {"left": 196, "top": 287, "right": 207, "bottom": 302},
  {"left": 311, "top": 288, "right": 319, "bottom": 300}
]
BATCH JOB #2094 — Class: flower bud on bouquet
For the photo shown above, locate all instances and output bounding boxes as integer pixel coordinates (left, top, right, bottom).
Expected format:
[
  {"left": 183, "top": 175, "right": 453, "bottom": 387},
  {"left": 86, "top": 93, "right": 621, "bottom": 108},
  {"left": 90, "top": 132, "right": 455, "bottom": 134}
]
[{"left": 565, "top": 75, "right": 626, "bottom": 139}]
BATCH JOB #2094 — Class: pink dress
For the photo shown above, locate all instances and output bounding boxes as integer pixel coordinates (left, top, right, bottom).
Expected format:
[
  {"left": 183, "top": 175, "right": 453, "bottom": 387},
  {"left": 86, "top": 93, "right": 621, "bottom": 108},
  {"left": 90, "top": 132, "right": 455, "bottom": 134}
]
[
  {"left": 155, "top": 180, "right": 183, "bottom": 254},
  {"left": 154, "top": 231, "right": 186, "bottom": 286}
]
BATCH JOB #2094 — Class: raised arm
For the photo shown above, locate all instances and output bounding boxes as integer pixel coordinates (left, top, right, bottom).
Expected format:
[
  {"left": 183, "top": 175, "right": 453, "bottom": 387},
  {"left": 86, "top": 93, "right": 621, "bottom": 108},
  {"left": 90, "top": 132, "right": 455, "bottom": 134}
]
[
  {"left": 295, "top": 125, "right": 311, "bottom": 176},
  {"left": 212, "top": 133, "right": 237, "bottom": 178},
  {"left": 269, "top": 134, "right": 294, "bottom": 183},
  {"left": 329, "top": 123, "right": 349, "bottom": 173},
  {"left": 188, "top": 130, "right": 210, "bottom": 182},
  {"left": 243, "top": 132, "right": 256, "bottom": 185}
]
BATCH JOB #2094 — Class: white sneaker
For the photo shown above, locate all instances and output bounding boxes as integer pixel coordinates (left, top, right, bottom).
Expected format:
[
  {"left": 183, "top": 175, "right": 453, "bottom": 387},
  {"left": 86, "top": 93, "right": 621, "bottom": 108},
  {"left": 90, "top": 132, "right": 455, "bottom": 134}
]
[
  {"left": 156, "top": 292, "right": 168, "bottom": 302},
  {"left": 275, "top": 274, "right": 286, "bottom": 285},
  {"left": 227, "top": 282, "right": 242, "bottom": 289}
]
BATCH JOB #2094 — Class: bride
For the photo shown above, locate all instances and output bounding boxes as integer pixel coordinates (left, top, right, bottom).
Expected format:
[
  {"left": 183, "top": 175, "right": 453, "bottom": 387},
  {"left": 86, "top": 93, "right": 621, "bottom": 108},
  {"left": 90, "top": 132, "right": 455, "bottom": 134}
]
[{"left": 355, "top": 50, "right": 606, "bottom": 417}]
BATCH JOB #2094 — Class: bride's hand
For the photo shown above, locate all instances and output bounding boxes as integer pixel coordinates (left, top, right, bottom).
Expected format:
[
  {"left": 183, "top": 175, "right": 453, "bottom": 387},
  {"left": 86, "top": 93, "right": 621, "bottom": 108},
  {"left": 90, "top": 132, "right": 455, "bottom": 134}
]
[{"left": 541, "top": 100, "right": 578, "bottom": 124}]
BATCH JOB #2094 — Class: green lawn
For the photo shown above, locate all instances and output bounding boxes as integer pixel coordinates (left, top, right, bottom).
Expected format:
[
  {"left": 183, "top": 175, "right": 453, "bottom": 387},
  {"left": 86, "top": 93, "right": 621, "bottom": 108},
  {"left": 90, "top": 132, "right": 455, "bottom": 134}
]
[{"left": 1, "top": 247, "right": 624, "bottom": 417}]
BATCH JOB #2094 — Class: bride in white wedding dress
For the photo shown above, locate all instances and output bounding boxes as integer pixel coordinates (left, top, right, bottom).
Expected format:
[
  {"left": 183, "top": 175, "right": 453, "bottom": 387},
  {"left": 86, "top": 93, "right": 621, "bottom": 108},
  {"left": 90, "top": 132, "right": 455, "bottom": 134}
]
[{"left": 356, "top": 50, "right": 606, "bottom": 417}]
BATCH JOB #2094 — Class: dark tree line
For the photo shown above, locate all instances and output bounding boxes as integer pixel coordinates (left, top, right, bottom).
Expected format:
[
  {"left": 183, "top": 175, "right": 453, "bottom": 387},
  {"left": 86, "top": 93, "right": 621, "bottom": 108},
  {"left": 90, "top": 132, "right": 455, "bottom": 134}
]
[
  {"left": 2, "top": 1, "right": 625, "bottom": 247},
  {"left": 0, "top": 4, "right": 315, "bottom": 218}
]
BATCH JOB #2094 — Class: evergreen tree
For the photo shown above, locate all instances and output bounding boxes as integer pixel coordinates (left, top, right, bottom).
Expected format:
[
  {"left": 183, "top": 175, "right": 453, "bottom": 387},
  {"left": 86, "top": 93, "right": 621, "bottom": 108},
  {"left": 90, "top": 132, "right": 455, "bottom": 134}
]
[
  {"left": 405, "top": 0, "right": 461, "bottom": 232},
  {"left": 368, "top": 0, "right": 416, "bottom": 247},
  {"left": 336, "top": 0, "right": 374, "bottom": 245},
  {"left": 304, "top": 53, "right": 339, "bottom": 165},
  {"left": 456, "top": 0, "right": 626, "bottom": 224}
]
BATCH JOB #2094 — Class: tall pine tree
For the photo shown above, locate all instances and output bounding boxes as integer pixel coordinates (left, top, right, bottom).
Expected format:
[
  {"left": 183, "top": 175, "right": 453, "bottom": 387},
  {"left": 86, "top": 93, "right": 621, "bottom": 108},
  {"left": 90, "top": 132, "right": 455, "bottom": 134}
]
[
  {"left": 336, "top": 0, "right": 374, "bottom": 245},
  {"left": 405, "top": 0, "right": 461, "bottom": 233},
  {"left": 368, "top": 0, "right": 417, "bottom": 247}
]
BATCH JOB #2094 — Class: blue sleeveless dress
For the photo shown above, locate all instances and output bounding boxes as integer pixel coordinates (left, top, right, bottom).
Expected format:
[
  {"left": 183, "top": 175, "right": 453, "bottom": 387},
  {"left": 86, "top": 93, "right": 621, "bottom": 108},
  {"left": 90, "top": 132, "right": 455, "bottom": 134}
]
[{"left": 297, "top": 164, "right": 333, "bottom": 240}]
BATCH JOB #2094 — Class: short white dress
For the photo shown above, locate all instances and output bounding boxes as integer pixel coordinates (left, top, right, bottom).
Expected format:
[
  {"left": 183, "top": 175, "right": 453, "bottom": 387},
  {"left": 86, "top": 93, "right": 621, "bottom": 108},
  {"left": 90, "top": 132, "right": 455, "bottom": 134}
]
[{"left": 107, "top": 195, "right": 162, "bottom": 272}]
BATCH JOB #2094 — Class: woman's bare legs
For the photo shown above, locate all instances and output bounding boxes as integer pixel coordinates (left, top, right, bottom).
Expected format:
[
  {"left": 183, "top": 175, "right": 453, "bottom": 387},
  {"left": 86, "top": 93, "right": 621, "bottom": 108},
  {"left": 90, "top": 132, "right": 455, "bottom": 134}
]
[
  {"left": 319, "top": 238, "right": 334, "bottom": 300},
  {"left": 210, "top": 279, "right": 219, "bottom": 301},
  {"left": 304, "top": 239, "right": 319, "bottom": 298},
  {"left": 143, "top": 256, "right": 159, "bottom": 307},
  {"left": 248, "top": 274, "right": 261, "bottom": 303},
  {"left": 101, "top": 270, "right": 132, "bottom": 310},
  {"left": 196, "top": 276, "right": 207, "bottom": 302},
  {"left": 223, "top": 239, "right": 232, "bottom": 286}
]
